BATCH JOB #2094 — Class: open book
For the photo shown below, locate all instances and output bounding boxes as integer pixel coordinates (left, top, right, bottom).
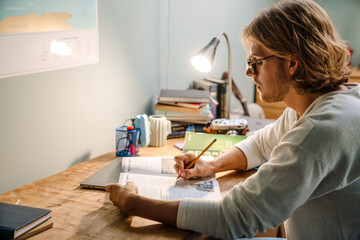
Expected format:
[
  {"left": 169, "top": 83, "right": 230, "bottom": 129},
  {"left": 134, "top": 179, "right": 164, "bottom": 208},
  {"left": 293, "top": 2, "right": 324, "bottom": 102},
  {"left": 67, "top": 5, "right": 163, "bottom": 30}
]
[{"left": 118, "top": 156, "right": 221, "bottom": 200}]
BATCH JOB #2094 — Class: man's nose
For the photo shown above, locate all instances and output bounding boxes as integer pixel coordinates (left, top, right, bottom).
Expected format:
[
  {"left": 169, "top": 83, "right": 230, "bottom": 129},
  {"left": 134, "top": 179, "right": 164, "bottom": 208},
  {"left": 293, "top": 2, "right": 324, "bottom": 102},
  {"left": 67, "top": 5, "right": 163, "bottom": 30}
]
[{"left": 246, "top": 67, "right": 255, "bottom": 77}]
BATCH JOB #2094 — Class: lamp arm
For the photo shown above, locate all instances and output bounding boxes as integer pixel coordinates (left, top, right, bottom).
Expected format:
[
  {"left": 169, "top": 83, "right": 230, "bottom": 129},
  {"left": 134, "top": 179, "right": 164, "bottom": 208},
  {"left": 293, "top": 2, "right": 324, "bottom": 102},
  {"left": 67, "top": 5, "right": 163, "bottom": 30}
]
[{"left": 217, "top": 32, "right": 232, "bottom": 119}]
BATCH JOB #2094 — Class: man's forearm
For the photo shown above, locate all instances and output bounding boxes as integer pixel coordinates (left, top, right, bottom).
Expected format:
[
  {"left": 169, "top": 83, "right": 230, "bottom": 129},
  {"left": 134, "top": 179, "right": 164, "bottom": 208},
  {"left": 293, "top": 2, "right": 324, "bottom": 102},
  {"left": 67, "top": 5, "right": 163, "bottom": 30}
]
[
  {"left": 128, "top": 193, "right": 180, "bottom": 226},
  {"left": 210, "top": 146, "right": 247, "bottom": 173}
]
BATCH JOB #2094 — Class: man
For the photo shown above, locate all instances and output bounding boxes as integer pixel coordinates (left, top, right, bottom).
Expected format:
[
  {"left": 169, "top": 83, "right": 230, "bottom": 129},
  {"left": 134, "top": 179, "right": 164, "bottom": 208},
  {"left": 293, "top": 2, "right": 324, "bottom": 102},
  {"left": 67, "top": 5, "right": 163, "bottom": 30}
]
[{"left": 106, "top": 0, "right": 360, "bottom": 239}]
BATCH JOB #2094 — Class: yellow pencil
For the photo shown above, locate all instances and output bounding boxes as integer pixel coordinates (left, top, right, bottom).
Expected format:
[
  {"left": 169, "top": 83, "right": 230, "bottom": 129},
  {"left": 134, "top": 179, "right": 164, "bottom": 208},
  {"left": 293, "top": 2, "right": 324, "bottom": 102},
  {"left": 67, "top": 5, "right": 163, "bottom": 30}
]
[{"left": 176, "top": 139, "right": 217, "bottom": 179}]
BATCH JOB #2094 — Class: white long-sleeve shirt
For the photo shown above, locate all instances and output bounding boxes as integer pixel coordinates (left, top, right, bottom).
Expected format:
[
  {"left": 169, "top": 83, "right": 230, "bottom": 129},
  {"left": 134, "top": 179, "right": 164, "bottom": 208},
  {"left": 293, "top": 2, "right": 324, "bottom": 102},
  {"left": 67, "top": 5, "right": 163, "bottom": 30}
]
[{"left": 177, "top": 83, "right": 360, "bottom": 240}]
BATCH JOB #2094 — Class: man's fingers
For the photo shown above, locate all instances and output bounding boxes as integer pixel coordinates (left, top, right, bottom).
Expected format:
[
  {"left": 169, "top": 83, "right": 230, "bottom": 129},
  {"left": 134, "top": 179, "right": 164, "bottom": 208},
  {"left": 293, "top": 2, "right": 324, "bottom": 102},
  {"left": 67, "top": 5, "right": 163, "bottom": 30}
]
[
  {"left": 183, "top": 167, "right": 201, "bottom": 180},
  {"left": 124, "top": 181, "right": 138, "bottom": 194},
  {"left": 174, "top": 155, "right": 186, "bottom": 165},
  {"left": 184, "top": 152, "right": 197, "bottom": 160},
  {"left": 105, "top": 184, "right": 114, "bottom": 192},
  {"left": 125, "top": 181, "right": 135, "bottom": 188},
  {"left": 181, "top": 169, "right": 193, "bottom": 179},
  {"left": 174, "top": 153, "right": 197, "bottom": 168},
  {"left": 174, "top": 164, "right": 180, "bottom": 174},
  {"left": 174, "top": 155, "right": 186, "bottom": 172},
  {"left": 174, "top": 153, "right": 201, "bottom": 178}
]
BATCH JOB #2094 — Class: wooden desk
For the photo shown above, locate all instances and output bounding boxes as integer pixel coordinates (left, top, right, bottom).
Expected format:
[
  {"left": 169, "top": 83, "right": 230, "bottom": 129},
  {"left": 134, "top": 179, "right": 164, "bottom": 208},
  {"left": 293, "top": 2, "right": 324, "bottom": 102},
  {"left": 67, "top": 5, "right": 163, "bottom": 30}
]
[{"left": 0, "top": 138, "right": 283, "bottom": 239}]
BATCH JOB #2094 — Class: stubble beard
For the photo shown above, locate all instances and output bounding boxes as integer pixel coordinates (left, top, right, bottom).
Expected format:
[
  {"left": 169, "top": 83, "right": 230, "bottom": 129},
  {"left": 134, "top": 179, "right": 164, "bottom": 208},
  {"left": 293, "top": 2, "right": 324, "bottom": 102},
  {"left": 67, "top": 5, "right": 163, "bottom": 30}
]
[{"left": 259, "top": 62, "right": 291, "bottom": 103}]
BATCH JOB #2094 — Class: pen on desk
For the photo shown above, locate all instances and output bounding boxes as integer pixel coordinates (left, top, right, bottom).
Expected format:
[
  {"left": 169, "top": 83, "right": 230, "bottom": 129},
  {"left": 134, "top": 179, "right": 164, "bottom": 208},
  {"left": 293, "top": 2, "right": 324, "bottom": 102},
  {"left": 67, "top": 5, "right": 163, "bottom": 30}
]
[{"left": 176, "top": 138, "right": 217, "bottom": 180}]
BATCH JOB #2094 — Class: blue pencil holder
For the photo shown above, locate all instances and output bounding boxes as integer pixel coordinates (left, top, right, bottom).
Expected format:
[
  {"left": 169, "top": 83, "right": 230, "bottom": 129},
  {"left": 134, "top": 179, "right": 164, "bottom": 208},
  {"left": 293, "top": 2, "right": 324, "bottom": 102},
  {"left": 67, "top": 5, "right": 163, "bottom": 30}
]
[{"left": 115, "top": 125, "right": 140, "bottom": 157}]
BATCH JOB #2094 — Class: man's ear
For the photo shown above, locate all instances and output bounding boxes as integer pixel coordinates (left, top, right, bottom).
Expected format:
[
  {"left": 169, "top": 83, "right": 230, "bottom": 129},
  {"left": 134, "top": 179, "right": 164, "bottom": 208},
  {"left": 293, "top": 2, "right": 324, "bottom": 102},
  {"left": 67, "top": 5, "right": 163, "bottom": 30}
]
[{"left": 288, "top": 56, "right": 299, "bottom": 76}]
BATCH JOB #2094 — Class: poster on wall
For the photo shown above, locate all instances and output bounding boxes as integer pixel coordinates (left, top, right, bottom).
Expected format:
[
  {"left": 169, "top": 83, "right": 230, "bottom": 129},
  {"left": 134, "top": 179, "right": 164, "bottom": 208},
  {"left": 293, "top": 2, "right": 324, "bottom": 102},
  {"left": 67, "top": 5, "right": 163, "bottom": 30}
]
[{"left": 0, "top": 0, "right": 98, "bottom": 79}]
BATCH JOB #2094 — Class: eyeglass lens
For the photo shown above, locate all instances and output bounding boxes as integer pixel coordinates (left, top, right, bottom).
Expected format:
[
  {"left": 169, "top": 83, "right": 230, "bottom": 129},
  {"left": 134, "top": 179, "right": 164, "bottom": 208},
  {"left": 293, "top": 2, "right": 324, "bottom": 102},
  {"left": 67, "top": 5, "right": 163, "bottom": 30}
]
[
  {"left": 247, "top": 55, "right": 275, "bottom": 75},
  {"left": 248, "top": 56, "right": 257, "bottom": 74}
]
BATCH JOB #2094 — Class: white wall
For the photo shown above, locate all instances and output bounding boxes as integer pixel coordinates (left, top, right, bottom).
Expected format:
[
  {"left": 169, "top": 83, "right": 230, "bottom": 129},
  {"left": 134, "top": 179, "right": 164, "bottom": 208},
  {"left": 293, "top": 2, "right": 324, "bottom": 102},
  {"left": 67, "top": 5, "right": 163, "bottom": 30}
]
[
  {"left": 0, "top": 0, "right": 161, "bottom": 194},
  {"left": 0, "top": 0, "right": 358, "bottom": 194},
  {"left": 0, "top": 0, "right": 270, "bottom": 194},
  {"left": 158, "top": 0, "right": 279, "bottom": 111}
]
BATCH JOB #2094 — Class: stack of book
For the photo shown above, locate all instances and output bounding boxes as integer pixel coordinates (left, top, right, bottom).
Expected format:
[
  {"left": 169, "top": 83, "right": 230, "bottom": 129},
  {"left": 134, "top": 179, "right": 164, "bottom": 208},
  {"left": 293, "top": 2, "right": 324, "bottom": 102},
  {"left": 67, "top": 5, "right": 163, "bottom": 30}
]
[
  {"left": 155, "top": 89, "right": 214, "bottom": 124},
  {"left": 193, "top": 77, "right": 227, "bottom": 119}
]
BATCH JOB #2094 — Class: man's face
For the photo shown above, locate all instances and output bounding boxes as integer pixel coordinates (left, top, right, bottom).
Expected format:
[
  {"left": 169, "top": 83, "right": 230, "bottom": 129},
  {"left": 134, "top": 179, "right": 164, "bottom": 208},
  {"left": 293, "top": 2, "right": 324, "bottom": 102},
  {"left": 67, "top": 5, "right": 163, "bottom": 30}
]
[{"left": 246, "top": 42, "right": 291, "bottom": 103}]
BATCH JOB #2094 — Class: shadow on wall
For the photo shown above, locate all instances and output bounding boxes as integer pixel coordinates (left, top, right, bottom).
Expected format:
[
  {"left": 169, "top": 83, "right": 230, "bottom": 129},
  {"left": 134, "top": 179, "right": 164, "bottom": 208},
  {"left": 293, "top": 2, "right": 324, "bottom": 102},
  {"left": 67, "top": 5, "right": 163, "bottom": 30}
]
[
  {"left": 145, "top": 96, "right": 155, "bottom": 116},
  {"left": 69, "top": 152, "right": 91, "bottom": 168}
]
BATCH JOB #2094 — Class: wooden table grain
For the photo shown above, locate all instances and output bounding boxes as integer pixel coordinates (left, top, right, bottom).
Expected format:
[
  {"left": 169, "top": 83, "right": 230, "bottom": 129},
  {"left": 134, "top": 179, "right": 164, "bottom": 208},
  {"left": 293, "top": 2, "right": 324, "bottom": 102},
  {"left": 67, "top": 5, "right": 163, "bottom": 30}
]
[{"left": 0, "top": 138, "right": 283, "bottom": 239}]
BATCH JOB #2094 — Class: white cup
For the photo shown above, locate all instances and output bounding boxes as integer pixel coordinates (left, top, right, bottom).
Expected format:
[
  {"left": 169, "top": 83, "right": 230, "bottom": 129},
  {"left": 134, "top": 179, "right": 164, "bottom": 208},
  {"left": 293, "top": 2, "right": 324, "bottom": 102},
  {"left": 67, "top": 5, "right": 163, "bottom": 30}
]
[{"left": 149, "top": 115, "right": 171, "bottom": 147}]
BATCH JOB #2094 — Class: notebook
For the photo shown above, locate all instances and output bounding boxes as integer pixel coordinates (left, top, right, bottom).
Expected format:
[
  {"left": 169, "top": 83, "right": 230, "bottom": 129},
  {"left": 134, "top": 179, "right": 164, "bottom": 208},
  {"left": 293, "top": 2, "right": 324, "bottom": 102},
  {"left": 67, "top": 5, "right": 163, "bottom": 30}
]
[
  {"left": 0, "top": 203, "right": 51, "bottom": 239},
  {"left": 80, "top": 157, "right": 123, "bottom": 190}
]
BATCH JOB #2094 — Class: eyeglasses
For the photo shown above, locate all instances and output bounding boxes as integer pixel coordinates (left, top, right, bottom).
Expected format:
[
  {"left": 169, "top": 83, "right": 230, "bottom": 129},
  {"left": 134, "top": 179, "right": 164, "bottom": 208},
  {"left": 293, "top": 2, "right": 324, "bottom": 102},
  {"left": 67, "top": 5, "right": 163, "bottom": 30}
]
[{"left": 247, "top": 55, "right": 276, "bottom": 74}]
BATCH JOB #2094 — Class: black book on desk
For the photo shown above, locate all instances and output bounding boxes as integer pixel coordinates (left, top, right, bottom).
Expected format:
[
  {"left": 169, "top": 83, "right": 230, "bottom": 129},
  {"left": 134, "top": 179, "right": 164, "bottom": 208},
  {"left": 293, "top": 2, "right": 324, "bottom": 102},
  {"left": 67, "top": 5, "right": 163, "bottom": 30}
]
[{"left": 0, "top": 202, "right": 51, "bottom": 239}]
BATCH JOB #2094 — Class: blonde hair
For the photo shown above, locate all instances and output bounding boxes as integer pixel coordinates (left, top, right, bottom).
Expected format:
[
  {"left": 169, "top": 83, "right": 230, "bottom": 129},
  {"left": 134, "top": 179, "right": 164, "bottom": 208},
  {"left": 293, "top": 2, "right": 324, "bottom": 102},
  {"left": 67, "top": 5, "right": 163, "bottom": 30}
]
[{"left": 242, "top": 0, "right": 351, "bottom": 94}]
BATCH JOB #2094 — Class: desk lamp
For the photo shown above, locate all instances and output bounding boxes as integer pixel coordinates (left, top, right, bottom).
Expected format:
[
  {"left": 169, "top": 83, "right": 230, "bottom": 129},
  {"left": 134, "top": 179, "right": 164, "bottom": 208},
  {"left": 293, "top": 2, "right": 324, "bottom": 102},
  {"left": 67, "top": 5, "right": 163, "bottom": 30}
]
[{"left": 191, "top": 32, "right": 232, "bottom": 119}]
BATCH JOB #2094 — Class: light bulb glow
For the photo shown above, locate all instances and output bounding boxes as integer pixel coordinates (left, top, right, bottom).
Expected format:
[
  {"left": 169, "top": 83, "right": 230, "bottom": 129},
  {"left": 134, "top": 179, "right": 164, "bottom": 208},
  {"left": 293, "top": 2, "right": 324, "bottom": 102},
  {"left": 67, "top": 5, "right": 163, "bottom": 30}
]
[{"left": 191, "top": 55, "right": 212, "bottom": 73}]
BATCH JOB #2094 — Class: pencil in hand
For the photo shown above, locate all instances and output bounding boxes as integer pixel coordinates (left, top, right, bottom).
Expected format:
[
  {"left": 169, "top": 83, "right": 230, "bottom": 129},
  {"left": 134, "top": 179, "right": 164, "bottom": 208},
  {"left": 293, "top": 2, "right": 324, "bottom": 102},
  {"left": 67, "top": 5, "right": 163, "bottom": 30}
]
[{"left": 176, "top": 139, "right": 217, "bottom": 179}]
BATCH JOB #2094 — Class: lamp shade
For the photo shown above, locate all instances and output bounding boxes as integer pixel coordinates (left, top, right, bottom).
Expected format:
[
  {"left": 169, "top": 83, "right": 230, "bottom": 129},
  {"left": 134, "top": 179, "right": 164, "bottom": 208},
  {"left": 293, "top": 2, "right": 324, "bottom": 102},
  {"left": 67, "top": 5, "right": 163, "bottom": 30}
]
[
  {"left": 191, "top": 37, "right": 220, "bottom": 73},
  {"left": 191, "top": 32, "right": 232, "bottom": 119}
]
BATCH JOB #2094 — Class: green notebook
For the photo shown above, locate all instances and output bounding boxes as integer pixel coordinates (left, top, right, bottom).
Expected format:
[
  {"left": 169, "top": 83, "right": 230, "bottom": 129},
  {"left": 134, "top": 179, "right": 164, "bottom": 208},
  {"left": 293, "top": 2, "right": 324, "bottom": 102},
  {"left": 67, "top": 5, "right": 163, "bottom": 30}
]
[{"left": 183, "top": 132, "right": 246, "bottom": 157}]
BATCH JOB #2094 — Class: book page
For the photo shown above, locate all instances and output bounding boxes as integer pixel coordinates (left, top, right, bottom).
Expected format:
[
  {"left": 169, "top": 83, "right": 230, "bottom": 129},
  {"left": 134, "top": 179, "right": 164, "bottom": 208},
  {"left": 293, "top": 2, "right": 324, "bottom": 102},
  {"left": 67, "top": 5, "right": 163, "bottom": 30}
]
[
  {"left": 121, "top": 156, "right": 177, "bottom": 176},
  {"left": 119, "top": 157, "right": 221, "bottom": 200}
]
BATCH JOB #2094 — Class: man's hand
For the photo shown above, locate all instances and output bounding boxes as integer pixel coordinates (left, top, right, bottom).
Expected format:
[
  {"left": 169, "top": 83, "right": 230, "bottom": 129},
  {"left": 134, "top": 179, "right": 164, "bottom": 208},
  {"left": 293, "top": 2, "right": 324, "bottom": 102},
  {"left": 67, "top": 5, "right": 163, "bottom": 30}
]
[
  {"left": 105, "top": 182, "right": 138, "bottom": 215},
  {"left": 174, "top": 147, "right": 248, "bottom": 179},
  {"left": 106, "top": 182, "right": 180, "bottom": 226},
  {"left": 174, "top": 152, "right": 215, "bottom": 179}
]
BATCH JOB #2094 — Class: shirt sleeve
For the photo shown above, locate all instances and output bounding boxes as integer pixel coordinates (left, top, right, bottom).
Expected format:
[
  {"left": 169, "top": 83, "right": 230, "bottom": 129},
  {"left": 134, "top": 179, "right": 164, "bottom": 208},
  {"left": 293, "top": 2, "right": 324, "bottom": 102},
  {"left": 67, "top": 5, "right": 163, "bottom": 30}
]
[
  {"left": 234, "top": 108, "right": 296, "bottom": 170},
  {"left": 177, "top": 141, "right": 329, "bottom": 239},
  {"left": 176, "top": 109, "right": 333, "bottom": 239}
]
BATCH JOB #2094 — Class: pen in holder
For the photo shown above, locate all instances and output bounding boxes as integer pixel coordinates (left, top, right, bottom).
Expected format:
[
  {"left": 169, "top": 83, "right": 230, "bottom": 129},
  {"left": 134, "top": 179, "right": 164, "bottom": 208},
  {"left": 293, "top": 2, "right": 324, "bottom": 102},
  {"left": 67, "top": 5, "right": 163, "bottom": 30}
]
[{"left": 115, "top": 125, "right": 140, "bottom": 157}]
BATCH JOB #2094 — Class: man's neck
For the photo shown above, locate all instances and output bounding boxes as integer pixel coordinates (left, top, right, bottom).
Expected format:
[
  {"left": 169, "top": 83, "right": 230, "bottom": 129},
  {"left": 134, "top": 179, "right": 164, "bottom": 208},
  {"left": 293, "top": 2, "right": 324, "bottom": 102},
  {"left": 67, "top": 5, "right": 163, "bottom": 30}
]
[
  {"left": 283, "top": 88, "right": 322, "bottom": 116},
  {"left": 283, "top": 85, "right": 348, "bottom": 116}
]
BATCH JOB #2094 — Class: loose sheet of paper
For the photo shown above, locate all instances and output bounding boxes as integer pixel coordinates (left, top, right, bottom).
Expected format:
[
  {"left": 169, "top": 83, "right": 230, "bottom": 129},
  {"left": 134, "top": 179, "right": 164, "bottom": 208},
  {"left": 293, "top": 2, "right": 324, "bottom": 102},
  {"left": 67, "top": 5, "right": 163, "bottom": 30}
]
[{"left": 119, "top": 156, "right": 221, "bottom": 200}]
